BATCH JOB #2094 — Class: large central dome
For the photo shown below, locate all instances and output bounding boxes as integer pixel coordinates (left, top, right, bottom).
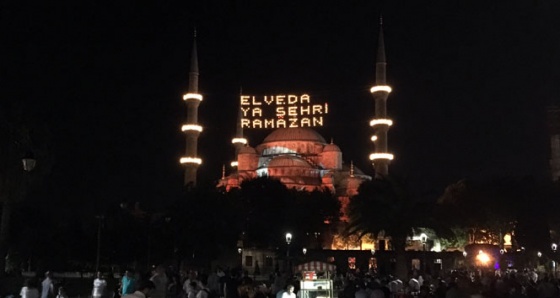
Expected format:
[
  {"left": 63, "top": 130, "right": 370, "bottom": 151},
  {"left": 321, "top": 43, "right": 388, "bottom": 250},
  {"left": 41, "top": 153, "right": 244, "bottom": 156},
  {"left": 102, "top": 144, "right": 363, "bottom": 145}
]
[{"left": 262, "top": 128, "right": 326, "bottom": 144}]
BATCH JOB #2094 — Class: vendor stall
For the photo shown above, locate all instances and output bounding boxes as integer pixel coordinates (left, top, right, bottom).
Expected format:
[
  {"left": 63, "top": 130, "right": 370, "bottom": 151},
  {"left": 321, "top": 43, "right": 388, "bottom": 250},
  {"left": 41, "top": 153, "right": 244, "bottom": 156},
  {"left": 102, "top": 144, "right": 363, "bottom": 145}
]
[{"left": 297, "top": 261, "right": 336, "bottom": 298}]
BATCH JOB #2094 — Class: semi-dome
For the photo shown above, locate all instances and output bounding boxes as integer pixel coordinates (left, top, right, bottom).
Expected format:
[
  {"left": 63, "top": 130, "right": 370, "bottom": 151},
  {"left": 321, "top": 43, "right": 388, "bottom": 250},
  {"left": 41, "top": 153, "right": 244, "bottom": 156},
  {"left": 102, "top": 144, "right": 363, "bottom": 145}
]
[
  {"left": 267, "top": 156, "right": 313, "bottom": 168},
  {"left": 263, "top": 128, "right": 326, "bottom": 144},
  {"left": 238, "top": 145, "right": 257, "bottom": 154},
  {"left": 323, "top": 143, "right": 341, "bottom": 152}
]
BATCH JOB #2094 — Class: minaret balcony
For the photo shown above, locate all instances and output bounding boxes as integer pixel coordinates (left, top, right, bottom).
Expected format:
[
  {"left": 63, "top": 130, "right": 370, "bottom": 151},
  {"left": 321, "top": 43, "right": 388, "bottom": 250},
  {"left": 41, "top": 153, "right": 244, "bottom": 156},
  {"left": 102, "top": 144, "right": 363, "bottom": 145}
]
[
  {"left": 369, "top": 153, "right": 394, "bottom": 161},
  {"left": 369, "top": 119, "right": 393, "bottom": 127},
  {"left": 370, "top": 85, "right": 392, "bottom": 93},
  {"left": 231, "top": 138, "right": 248, "bottom": 145},
  {"left": 183, "top": 93, "right": 203, "bottom": 101},
  {"left": 180, "top": 157, "right": 202, "bottom": 165},
  {"left": 181, "top": 124, "right": 203, "bottom": 132}
]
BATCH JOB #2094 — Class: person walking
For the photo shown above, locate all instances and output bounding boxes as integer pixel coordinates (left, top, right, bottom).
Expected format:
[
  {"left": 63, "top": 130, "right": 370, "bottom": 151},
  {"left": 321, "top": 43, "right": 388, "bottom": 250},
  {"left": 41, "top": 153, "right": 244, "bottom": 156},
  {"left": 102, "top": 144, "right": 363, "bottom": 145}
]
[
  {"left": 41, "top": 271, "right": 54, "bottom": 298},
  {"left": 20, "top": 278, "right": 40, "bottom": 298},
  {"left": 93, "top": 272, "right": 108, "bottom": 298},
  {"left": 121, "top": 270, "right": 137, "bottom": 296},
  {"left": 150, "top": 265, "right": 169, "bottom": 298}
]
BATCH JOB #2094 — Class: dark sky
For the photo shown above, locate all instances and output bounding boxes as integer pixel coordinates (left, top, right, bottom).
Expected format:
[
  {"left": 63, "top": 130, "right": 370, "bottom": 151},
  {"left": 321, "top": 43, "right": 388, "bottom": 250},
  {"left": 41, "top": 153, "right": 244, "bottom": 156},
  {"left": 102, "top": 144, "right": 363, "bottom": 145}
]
[{"left": 2, "top": 0, "right": 560, "bottom": 207}]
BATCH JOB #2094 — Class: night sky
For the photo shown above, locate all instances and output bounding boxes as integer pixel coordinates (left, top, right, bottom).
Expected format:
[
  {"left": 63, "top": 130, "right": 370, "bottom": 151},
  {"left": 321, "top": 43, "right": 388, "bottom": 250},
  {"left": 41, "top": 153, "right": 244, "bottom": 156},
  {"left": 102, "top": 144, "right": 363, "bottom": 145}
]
[{"left": 3, "top": 0, "right": 560, "bottom": 208}]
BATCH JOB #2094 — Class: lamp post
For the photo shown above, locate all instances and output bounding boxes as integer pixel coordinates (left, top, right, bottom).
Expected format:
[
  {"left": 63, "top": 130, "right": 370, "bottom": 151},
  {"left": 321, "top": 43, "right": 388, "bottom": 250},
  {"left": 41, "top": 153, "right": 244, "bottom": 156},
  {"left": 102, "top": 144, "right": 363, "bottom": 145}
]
[
  {"left": 0, "top": 154, "right": 37, "bottom": 274},
  {"left": 420, "top": 233, "right": 427, "bottom": 273},
  {"left": 286, "top": 232, "right": 292, "bottom": 273},
  {"left": 238, "top": 247, "right": 243, "bottom": 269},
  {"left": 552, "top": 243, "right": 558, "bottom": 277},
  {"left": 95, "top": 215, "right": 104, "bottom": 272}
]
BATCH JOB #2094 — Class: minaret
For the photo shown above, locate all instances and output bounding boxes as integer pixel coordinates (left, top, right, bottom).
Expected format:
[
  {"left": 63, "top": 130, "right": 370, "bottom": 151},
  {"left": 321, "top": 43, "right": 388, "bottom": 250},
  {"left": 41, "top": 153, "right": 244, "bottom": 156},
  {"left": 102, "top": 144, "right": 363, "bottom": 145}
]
[
  {"left": 180, "top": 31, "right": 203, "bottom": 187},
  {"left": 231, "top": 89, "right": 248, "bottom": 167},
  {"left": 369, "top": 17, "right": 394, "bottom": 178}
]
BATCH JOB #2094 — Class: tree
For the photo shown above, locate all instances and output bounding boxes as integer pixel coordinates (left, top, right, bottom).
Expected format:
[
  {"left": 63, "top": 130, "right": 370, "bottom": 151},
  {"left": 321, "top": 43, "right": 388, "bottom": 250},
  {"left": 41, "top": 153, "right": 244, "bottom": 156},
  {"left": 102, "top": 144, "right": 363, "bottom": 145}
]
[
  {"left": 438, "top": 177, "right": 550, "bottom": 251},
  {"left": 237, "top": 177, "right": 341, "bottom": 249},
  {"left": 346, "top": 176, "right": 450, "bottom": 279}
]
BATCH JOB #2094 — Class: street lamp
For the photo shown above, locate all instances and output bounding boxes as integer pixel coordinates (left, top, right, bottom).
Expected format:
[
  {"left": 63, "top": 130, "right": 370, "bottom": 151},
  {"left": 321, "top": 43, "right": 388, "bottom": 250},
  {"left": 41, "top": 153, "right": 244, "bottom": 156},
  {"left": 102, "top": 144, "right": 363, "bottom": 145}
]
[
  {"left": 552, "top": 243, "right": 557, "bottom": 252},
  {"left": 285, "top": 232, "right": 292, "bottom": 273},
  {"left": 420, "top": 233, "right": 427, "bottom": 273},
  {"left": 238, "top": 247, "right": 243, "bottom": 269},
  {"left": 302, "top": 248, "right": 307, "bottom": 255},
  {"left": 95, "top": 215, "right": 104, "bottom": 272}
]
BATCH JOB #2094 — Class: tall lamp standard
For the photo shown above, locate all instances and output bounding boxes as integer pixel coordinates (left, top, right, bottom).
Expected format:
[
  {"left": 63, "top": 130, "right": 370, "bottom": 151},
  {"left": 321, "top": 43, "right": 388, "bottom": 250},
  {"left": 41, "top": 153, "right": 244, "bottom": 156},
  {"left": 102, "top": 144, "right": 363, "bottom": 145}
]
[
  {"left": 238, "top": 247, "right": 243, "bottom": 270},
  {"left": 420, "top": 233, "right": 428, "bottom": 273},
  {"left": 0, "top": 154, "right": 36, "bottom": 272},
  {"left": 552, "top": 243, "right": 558, "bottom": 277},
  {"left": 286, "top": 232, "right": 292, "bottom": 273},
  {"left": 95, "top": 215, "right": 105, "bottom": 272}
]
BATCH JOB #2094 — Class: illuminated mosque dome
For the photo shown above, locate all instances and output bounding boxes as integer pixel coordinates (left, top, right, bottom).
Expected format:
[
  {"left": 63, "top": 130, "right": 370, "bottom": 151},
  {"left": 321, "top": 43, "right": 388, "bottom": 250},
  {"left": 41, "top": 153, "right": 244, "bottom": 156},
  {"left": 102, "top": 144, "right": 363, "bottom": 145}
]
[
  {"left": 323, "top": 143, "right": 341, "bottom": 152},
  {"left": 238, "top": 145, "right": 257, "bottom": 154},
  {"left": 220, "top": 127, "right": 371, "bottom": 193},
  {"left": 267, "top": 155, "right": 314, "bottom": 168},
  {"left": 262, "top": 128, "right": 326, "bottom": 144}
]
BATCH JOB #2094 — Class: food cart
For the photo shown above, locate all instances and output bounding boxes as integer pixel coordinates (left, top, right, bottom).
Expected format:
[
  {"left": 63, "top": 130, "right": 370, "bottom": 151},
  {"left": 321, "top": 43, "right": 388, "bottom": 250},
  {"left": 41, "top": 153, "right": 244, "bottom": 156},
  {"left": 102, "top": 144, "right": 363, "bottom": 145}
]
[{"left": 296, "top": 261, "right": 336, "bottom": 298}]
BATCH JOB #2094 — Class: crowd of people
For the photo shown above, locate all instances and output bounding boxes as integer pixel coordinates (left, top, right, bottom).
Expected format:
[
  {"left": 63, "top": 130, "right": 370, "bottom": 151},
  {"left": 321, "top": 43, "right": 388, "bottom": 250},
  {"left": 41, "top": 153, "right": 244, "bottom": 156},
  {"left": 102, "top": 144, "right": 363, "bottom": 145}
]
[
  {"left": 15, "top": 266, "right": 560, "bottom": 298},
  {"left": 334, "top": 268, "right": 560, "bottom": 298}
]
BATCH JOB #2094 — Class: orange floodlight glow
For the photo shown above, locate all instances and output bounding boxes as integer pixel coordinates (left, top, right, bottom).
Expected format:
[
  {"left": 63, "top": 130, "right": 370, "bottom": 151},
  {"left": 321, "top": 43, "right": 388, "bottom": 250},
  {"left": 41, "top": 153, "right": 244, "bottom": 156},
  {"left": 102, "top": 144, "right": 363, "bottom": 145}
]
[{"left": 476, "top": 250, "right": 491, "bottom": 265}]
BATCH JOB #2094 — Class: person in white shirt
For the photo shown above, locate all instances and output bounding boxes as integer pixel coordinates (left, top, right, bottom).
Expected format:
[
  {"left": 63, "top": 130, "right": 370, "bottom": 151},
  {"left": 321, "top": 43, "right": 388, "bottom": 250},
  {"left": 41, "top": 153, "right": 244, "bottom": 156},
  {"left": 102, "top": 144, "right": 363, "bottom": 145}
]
[
  {"left": 281, "top": 285, "right": 296, "bottom": 298},
  {"left": 20, "top": 279, "right": 40, "bottom": 298},
  {"left": 196, "top": 275, "right": 211, "bottom": 298},
  {"left": 408, "top": 277, "right": 420, "bottom": 293},
  {"left": 93, "top": 272, "right": 108, "bottom": 298},
  {"left": 41, "top": 271, "right": 54, "bottom": 298}
]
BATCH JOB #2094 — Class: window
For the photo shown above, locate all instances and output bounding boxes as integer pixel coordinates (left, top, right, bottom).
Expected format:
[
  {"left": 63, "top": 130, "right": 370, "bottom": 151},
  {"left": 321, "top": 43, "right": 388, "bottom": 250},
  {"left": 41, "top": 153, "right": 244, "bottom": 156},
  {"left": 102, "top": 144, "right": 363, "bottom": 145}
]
[
  {"left": 411, "top": 259, "right": 420, "bottom": 270},
  {"left": 265, "top": 256, "right": 273, "bottom": 267},
  {"left": 434, "top": 259, "right": 442, "bottom": 264},
  {"left": 245, "top": 256, "right": 253, "bottom": 267},
  {"left": 369, "top": 257, "right": 377, "bottom": 269},
  {"left": 348, "top": 257, "right": 356, "bottom": 270}
]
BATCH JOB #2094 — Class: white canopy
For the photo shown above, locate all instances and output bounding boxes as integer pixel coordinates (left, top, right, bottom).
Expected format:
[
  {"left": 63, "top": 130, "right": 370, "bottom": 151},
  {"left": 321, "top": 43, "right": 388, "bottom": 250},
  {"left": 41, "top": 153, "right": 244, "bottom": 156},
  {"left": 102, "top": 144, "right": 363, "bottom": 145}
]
[{"left": 296, "top": 261, "right": 336, "bottom": 272}]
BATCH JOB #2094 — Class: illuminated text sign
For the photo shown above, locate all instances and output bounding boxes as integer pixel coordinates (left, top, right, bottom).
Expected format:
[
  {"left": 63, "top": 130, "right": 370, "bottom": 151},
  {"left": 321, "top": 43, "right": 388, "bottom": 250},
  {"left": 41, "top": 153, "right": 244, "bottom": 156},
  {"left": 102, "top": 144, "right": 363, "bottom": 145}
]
[{"left": 240, "top": 94, "right": 328, "bottom": 128}]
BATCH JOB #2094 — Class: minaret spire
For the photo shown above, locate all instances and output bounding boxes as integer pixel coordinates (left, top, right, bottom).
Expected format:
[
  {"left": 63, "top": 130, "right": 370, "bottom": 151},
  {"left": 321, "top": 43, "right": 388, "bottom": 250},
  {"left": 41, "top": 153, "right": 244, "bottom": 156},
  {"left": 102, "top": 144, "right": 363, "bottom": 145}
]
[
  {"left": 369, "top": 19, "right": 394, "bottom": 178},
  {"left": 180, "top": 30, "right": 204, "bottom": 187},
  {"left": 231, "top": 87, "right": 248, "bottom": 168}
]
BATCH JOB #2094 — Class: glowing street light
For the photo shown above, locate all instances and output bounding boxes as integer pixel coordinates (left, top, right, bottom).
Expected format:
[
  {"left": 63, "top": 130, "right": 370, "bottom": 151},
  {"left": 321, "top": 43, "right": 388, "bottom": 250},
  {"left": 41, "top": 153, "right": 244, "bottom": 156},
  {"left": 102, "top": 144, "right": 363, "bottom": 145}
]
[
  {"left": 552, "top": 243, "right": 558, "bottom": 252},
  {"left": 476, "top": 250, "right": 491, "bottom": 266},
  {"left": 285, "top": 232, "right": 293, "bottom": 273},
  {"left": 463, "top": 251, "right": 467, "bottom": 257},
  {"left": 285, "top": 232, "right": 292, "bottom": 245},
  {"left": 302, "top": 248, "right": 307, "bottom": 255}
]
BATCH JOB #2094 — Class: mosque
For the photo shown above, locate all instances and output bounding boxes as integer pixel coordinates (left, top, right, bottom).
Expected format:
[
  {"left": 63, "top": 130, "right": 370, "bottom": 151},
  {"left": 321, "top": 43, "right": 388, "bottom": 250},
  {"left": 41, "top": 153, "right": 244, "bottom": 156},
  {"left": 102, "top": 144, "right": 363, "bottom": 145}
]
[
  {"left": 177, "top": 22, "right": 457, "bottom": 272},
  {"left": 179, "top": 21, "right": 393, "bottom": 195},
  {"left": 179, "top": 21, "right": 397, "bottom": 250}
]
